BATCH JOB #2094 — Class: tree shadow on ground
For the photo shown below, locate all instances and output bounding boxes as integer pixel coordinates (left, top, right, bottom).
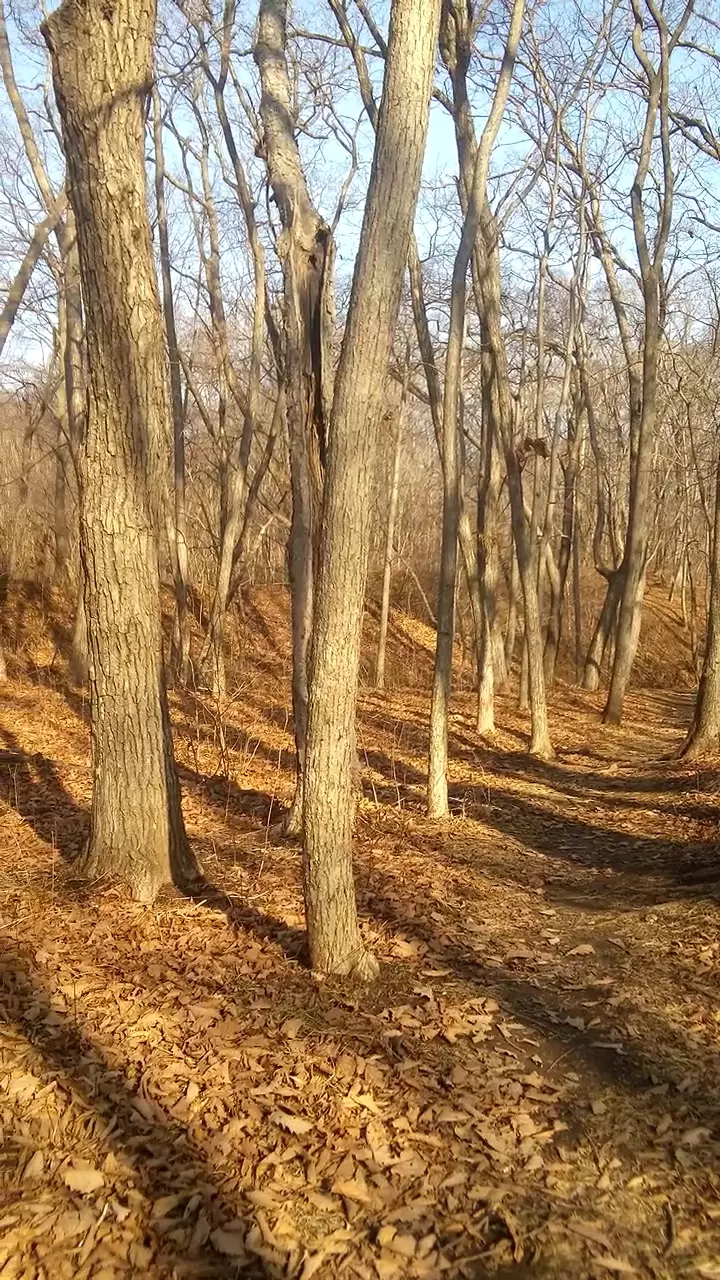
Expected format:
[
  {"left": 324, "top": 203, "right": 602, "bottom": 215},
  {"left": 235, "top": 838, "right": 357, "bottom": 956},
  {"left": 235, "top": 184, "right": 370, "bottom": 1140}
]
[
  {"left": 0, "top": 726, "right": 87, "bottom": 858},
  {"left": 0, "top": 947, "right": 270, "bottom": 1277},
  {"left": 357, "top": 871, "right": 720, "bottom": 1131}
]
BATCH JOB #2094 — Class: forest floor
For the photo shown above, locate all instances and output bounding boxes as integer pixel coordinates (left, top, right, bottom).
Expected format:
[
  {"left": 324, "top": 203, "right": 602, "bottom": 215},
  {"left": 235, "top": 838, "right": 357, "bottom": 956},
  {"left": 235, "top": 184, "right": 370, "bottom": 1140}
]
[{"left": 1, "top": 590, "right": 720, "bottom": 1279}]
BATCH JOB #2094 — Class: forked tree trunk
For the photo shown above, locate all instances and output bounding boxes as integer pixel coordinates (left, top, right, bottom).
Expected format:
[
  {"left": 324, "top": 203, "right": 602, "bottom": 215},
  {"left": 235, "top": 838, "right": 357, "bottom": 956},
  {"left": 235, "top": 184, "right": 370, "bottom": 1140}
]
[
  {"left": 43, "top": 0, "right": 199, "bottom": 901},
  {"left": 255, "top": 0, "right": 334, "bottom": 834},
  {"left": 682, "top": 457, "right": 720, "bottom": 757},
  {"left": 303, "top": 0, "right": 441, "bottom": 977}
]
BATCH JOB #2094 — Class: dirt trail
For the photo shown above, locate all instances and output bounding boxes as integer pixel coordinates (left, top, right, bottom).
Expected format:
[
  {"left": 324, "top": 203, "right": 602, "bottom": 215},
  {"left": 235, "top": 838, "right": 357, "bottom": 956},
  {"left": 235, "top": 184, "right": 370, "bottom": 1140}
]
[{"left": 1, "top": 674, "right": 720, "bottom": 1279}]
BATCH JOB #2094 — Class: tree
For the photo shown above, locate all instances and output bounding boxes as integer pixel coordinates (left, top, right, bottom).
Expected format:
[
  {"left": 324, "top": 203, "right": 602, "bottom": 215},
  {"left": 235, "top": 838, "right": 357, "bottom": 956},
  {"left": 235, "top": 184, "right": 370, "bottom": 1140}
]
[
  {"left": 302, "top": 0, "right": 441, "bottom": 977},
  {"left": 255, "top": 0, "right": 334, "bottom": 833},
  {"left": 427, "top": 0, "right": 526, "bottom": 818},
  {"left": 42, "top": 0, "right": 200, "bottom": 901},
  {"left": 603, "top": 0, "right": 693, "bottom": 724}
]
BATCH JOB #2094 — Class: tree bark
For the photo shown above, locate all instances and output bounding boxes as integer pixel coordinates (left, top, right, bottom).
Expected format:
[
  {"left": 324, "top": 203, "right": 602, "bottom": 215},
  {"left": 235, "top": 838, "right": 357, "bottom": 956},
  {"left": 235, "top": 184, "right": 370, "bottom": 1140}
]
[
  {"left": 376, "top": 382, "right": 405, "bottom": 691},
  {"left": 682, "top": 452, "right": 720, "bottom": 757},
  {"left": 302, "top": 0, "right": 441, "bottom": 976},
  {"left": 152, "top": 86, "right": 191, "bottom": 685},
  {"left": 255, "top": 0, "right": 334, "bottom": 834},
  {"left": 603, "top": 0, "right": 684, "bottom": 723},
  {"left": 43, "top": 0, "right": 199, "bottom": 901}
]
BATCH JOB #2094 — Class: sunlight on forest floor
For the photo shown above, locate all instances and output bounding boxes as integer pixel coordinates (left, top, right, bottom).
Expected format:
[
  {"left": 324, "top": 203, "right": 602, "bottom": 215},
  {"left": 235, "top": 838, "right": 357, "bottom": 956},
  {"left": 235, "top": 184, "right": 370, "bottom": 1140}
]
[{"left": 1, "top": 593, "right": 720, "bottom": 1278}]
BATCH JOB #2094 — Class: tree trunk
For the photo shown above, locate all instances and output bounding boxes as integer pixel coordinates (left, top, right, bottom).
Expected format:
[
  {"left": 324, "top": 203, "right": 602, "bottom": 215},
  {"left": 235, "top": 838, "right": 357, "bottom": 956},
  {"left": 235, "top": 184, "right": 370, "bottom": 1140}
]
[
  {"left": 43, "top": 0, "right": 199, "bottom": 901},
  {"left": 682, "top": 455, "right": 720, "bottom": 757},
  {"left": 376, "top": 396, "right": 404, "bottom": 691},
  {"left": 583, "top": 569, "right": 622, "bottom": 691},
  {"left": 302, "top": 0, "right": 441, "bottom": 976},
  {"left": 255, "top": 0, "right": 334, "bottom": 834},
  {"left": 69, "top": 574, "right": 88, "bottom": 684},
  {"left": 505, "top": 541, "right": 519, "bottom": 670},
  {"left": 152, "top": 86, "right": 191, "bottom": 686}
]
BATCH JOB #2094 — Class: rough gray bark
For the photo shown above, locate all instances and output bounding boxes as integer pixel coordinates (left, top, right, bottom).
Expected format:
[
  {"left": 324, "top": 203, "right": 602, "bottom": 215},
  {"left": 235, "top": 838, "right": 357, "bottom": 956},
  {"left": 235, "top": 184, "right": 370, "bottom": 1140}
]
[
  {"left": 43, "top": 0, "right": 200, "bottom": 900},
  {"left": 303, "top": 0, "right": 441, "bottom": 976}
]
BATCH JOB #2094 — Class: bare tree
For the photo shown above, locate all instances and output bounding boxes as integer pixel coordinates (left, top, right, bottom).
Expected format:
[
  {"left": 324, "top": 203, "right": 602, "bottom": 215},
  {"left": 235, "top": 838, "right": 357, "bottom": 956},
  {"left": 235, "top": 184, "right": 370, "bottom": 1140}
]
[
  {"left": 42, "top": 0, "right": 200, "bottom": 900},
  {"left": 427, "top": 0, "right": 526, "bottom": 818},
  {"left": 255, "top": 0, "right": 335, "bottom": 833},
  {"left": 303, "top": 0, "right": 441, "bottom": 977}
]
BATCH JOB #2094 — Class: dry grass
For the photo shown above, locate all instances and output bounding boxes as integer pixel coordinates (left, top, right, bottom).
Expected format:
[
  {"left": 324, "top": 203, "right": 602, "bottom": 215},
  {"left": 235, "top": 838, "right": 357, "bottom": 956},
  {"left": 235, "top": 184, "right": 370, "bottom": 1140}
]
[{"left": 0, "top": 584, "right": 719, "bottom": 1278}]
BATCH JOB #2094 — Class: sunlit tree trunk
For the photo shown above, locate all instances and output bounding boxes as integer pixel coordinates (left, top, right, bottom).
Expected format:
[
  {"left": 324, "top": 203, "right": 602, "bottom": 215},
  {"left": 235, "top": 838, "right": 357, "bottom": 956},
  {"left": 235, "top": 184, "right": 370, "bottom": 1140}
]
[
  {"left": 303, "top": 0, "right": 441, "bottom": 975},
  {"left": 255, "top": 0, "right": 334, "bottom": 833},
  {"left": 43, "top": 0, "right": 199, "bottom": 900}
]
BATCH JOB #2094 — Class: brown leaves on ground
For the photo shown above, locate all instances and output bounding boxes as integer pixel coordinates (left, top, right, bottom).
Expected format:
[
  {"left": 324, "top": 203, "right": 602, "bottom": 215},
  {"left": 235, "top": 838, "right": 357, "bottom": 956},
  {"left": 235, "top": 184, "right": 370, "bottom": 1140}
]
[{"left": 1, "top": 593, "right": 720, "bottom": 1277}]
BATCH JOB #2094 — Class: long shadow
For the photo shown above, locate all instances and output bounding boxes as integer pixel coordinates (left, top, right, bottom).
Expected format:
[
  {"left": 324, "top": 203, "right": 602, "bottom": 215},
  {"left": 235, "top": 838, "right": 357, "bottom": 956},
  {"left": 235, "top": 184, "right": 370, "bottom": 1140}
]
[
  {"left": 358, "top": 869, "right": 720, "bottom": 1134},
  {"left": 0, "top": 946, "right": 269, "bottom": 1277},
  {"left": 360, "top": 735, "right": 720, "bottom": 909},
  {"left": 0, "top": 729, "right": 304, "bottom": 966},
  {"left": 0, "top": 726, "right": 87, "bottom": 860}
]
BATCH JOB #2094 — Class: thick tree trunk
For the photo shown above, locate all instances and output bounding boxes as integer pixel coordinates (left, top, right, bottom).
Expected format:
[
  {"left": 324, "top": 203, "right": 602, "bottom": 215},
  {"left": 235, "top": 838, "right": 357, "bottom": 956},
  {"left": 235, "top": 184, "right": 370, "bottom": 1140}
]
[
  {"left": 376, "top": 399, "right": 403, "bottom": 691},
  {"left": 603, "top": 283, "right": 657, "bottom": 724},
  {"left": 302, "top": 0, "right": 440, "bottom": 976},
  {"left": 43, "top": 0, "right": 199, "bottom": 901}
]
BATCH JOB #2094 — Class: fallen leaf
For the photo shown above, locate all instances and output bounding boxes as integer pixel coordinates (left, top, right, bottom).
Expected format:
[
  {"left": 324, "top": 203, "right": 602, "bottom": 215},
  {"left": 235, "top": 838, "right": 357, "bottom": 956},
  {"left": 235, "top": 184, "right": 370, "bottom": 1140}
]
[
  {"left": 566, "top": 1218, "right": 612, "bottom": 1250},
  {"left": 332, "top": 1176, "right": 372, "bottom": 1204},
  {"left": 23, "top": 1151, "right": 44, "bottom": 1179},
  {"left": 210, "top": 1228, "right": 248, "bottom": 1259},
  {"left": 270, "top": 1110, "right": 314, "bottom": 1135},
  {"left": 61, "top": 1166, "right": 105, "bottom": 1195}
]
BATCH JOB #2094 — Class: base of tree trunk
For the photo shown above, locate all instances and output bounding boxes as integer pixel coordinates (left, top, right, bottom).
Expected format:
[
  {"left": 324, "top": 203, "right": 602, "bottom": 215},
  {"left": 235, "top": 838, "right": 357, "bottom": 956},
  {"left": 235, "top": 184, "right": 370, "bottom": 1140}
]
[
  {"left": 582, "top": 665, "right": 601, "bottom": 692},
  {"left": 426, "top": 800, "right": 451, "bottom": 820},
  {"left": 529, "top": 735, "right": 554, "bottom": 761},
  {"left": 312, "top": 947, "right": 380, "bottom": 981},
  {"left": 679, "top": 728, "right": 719, "bottom": 760},
  {"left": 602, "top": 705, "right": 622, "bottom": 726}
]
